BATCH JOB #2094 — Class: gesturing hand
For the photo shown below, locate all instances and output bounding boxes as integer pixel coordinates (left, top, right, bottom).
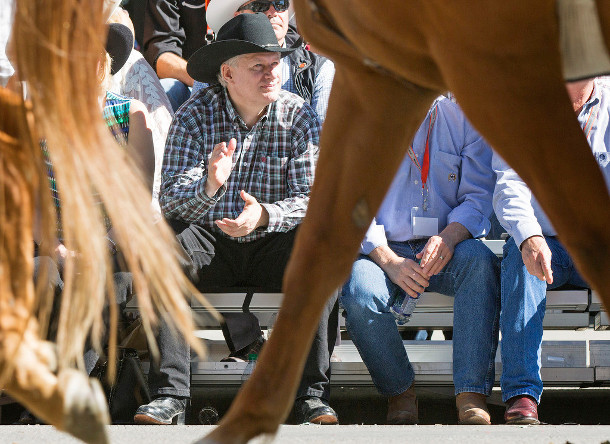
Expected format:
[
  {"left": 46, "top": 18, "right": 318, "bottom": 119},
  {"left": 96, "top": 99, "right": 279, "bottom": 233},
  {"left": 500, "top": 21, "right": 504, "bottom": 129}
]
[
  {"left": 215, "top": 190, "right": 269, "bottom": 238},
  {"left": 205, "top": 138, "right": 236, "bottom": 197},
  {"left": 521, "top": 235, "right": 553, "bottom": 284}
]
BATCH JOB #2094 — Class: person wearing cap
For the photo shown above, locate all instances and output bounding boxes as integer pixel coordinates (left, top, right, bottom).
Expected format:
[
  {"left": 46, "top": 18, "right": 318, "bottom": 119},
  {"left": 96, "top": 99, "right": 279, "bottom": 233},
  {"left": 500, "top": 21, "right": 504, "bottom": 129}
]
[
  {"left": 200, "top": 0, "right": 335, "bottom": 122},
  {"left": 492, "top": 77, "right": 610, "bottom": 425},
  {"left": 133, "top": 13, "right": 339, "bottom": 426},
  {"left": 142, "top": 0, "right": 212, "bottom": 112},
  {"left": 107, "top": 6, "right": 174, "bottom": 214},
  {"left": 340, "top": 97, "right": 501, "bottom": 425}
]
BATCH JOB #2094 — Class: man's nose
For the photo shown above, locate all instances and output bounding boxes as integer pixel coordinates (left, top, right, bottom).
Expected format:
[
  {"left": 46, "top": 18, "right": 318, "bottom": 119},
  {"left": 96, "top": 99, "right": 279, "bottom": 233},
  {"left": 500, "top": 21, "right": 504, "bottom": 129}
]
[{"left": 264, "top": 65, "right": 278, "bottom": 79}]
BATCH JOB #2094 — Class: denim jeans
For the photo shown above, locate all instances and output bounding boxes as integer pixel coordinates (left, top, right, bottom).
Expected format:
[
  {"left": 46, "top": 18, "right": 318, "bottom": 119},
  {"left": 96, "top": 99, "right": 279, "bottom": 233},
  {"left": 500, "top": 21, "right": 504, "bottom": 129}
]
[
  {"left": 341, "top": 238, "right": 501, "bottom": 397},
  {"left": 160, "top": 78, "right": 192, "bottom": 113},
  {"left": 500, "top": 236, "right": 588, "bottom": 403}
]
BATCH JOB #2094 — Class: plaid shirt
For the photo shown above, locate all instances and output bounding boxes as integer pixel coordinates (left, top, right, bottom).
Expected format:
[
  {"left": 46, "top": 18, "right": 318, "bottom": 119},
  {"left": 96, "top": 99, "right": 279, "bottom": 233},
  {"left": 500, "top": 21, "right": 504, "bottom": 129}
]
[
  {"left": 160, "top": 84, "right": 320, "bottom": 243},
  {"left": 44, "top": 91, "right": 130, "bottom": 241}
]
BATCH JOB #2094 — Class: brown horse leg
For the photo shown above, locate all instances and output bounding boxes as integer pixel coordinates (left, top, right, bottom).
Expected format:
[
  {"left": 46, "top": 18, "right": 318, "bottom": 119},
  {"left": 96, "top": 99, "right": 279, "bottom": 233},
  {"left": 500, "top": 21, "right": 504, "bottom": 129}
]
[
  {"left": 1, "top": 309, "right": 109, "bottom": 444},
  {"left": 439, "top": 53, "right": 610, "bottom": 306},
  {"left": 200, "top": 63, "right": 438, "bottom": 443}
]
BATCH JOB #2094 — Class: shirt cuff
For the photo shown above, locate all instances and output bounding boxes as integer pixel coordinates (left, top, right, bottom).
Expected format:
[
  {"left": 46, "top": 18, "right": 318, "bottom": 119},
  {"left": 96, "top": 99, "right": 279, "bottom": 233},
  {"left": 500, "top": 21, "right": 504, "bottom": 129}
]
[
  {"left": 197, "top": 179, "right": 226, "bottom": 205},
  {"left": 511, "top": 221, "right": 544, "bottom": 249},
  {"left": 260, "top": 203, "right": 283, "bottom": 232},
  {"left": 361, "top": 223, "right": 387, "bottom": 255},
  {"left": 447, "top": 207, "right": 489, "bottom": 239}
]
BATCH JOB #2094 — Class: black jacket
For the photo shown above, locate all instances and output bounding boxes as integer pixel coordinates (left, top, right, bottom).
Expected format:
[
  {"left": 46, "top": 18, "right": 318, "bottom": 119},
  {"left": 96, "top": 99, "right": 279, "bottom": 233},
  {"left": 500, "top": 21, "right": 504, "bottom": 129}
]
[
  {"left": 143, "top": 0, "right": 212, "bottom": 70},
  {"left": 284, "top": 25, "right": 328, "bottom": 104}
]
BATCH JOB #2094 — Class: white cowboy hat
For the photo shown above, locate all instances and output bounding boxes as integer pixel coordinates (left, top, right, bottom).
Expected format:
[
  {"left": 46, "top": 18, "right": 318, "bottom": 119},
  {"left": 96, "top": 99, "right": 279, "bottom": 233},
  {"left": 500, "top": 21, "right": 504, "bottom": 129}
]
[
  {"left": 206, "top": 0, "right": 294, "bottom": 34},
  {"left": 206, "top": 0, "right": 247, "bottom": 33}
]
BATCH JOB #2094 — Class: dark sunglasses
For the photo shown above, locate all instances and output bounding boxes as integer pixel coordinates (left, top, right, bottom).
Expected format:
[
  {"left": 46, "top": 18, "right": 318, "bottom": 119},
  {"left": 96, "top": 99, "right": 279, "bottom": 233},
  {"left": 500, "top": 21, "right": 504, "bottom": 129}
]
[{"left": 237, "top": 0, "right": 290, "bottom": 13}]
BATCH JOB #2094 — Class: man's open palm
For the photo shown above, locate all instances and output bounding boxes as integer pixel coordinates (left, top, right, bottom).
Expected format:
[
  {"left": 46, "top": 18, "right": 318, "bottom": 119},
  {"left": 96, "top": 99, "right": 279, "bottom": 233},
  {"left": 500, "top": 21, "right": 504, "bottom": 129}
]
[{"left": 205, "top": 138, "right": 236, "bottom": 197}]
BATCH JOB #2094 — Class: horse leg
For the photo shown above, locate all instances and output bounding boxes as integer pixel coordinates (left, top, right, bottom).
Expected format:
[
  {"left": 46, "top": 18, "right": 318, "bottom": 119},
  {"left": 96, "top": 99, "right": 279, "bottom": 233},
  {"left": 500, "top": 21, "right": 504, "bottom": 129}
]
[
  {"left": 1, "top": 314, "right": 108, "bottom": 444},
  {"left": 200, "top": 60, "right": 438, "bottom": 443},
  {"left": 0, "top": 133, "right": 109, "bottom": 444},
  {"left": 437, "top": 43, "right": 610, "bottom": 306}
]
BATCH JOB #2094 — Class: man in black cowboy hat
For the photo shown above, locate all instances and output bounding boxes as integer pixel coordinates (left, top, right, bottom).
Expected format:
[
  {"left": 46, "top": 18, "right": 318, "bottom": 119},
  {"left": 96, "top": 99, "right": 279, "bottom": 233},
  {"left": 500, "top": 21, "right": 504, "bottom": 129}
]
[
  {"left": 134, "top": 13, "right": 338, "bottom": 426},
  {"left": 202, "top": 0, "right": 335, "bottom": 122}
]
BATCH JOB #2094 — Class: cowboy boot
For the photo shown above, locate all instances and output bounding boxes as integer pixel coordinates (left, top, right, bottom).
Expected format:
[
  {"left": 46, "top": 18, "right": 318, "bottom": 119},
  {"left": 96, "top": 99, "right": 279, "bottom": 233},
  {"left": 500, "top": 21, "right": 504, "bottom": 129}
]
[{"left": 456, "top": 392, "right": 491, "bottom": 425}]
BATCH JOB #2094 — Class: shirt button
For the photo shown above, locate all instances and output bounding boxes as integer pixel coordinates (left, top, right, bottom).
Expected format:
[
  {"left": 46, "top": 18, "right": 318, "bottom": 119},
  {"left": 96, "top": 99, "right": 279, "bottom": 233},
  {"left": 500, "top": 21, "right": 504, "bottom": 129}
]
[{"left": 414, "top": 180, "right": 419, "bottom": 185}]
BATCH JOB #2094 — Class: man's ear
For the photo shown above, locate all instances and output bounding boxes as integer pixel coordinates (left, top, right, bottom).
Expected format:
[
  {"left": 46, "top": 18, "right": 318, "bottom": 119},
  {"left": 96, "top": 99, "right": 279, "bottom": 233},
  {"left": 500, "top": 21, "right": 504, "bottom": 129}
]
[{"left": 221, "top": 64, "right": 233, "bottom": 84}]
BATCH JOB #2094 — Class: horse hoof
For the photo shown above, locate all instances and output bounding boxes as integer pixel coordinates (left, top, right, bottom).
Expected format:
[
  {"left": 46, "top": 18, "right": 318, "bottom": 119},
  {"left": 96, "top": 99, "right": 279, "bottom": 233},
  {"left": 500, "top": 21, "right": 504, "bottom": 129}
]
[{"left": 59, "top": 370, "right": 110, "bottom": 444}]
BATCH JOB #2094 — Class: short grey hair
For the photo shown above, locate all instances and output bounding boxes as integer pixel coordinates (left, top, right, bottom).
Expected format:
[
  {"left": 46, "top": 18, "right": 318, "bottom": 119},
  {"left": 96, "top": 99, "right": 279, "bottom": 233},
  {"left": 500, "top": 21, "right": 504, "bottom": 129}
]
[{"left": 217, "top": 54, "right": 244, "bottom": 87}]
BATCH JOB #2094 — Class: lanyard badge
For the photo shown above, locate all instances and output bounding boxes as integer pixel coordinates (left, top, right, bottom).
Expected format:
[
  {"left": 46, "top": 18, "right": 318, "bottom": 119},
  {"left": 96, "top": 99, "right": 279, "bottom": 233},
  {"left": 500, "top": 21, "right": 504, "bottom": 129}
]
[{"left": 407, "top": 106, "right": 440, "bottom": 237}]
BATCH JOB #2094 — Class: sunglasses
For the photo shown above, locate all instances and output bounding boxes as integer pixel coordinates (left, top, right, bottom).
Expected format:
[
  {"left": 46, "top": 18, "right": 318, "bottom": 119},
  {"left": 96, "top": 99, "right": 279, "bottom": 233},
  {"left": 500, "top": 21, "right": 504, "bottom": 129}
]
[{"left": 237, "top": 0, "right": 290, "bottom": 13}]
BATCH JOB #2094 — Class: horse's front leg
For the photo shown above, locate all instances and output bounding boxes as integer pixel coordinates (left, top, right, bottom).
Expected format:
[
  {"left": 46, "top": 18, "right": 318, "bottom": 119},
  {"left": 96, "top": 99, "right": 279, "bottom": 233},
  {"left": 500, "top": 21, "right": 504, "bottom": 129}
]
[
  {"left": 199, "top": 62, "right": 438, "bottom": 444},
  {"left": 1, "top": 310, "right": 109, "bottom": 444}
]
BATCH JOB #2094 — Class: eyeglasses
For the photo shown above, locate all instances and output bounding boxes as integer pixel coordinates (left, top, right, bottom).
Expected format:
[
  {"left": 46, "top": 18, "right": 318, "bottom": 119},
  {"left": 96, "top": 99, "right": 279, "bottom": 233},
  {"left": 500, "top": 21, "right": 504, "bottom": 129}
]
[{"left": 237, "top": 0, "right": 290, "bottom": 14}]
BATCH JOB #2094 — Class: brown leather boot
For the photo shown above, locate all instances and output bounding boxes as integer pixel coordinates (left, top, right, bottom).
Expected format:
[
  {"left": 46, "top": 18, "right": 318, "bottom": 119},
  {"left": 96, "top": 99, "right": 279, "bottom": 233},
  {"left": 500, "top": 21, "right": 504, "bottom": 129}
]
[
  {"left": 387, "top": 386, "right": 418, "bottom": 425},
  {"left": 456, "top": 392, "right": 491, "bottom": 425}
]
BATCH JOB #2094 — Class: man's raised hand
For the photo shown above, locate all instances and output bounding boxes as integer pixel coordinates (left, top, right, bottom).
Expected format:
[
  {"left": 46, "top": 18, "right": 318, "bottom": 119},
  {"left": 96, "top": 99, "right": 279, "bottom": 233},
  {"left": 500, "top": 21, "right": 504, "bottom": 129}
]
[{"left": 205, "top": 138, "right": 236, "bottom": 197}]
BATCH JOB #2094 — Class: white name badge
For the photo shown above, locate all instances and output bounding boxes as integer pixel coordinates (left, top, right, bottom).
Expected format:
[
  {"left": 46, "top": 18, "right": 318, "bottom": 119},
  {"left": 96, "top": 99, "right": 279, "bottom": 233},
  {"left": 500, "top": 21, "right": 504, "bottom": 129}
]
[{"left": 411, "top": 206, "right": 439, "bottom": 237}]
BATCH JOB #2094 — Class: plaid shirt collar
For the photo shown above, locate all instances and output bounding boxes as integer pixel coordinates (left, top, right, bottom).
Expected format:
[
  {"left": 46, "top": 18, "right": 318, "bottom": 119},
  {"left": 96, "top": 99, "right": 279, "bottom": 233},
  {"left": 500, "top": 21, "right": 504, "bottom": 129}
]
[{"left": 222, "top": 86, "right": 271, "bottom": 131}]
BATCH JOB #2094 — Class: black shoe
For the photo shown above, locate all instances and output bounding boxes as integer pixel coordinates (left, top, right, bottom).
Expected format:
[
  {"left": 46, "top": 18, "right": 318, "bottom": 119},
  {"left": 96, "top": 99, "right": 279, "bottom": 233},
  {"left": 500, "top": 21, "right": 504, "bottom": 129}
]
[
  {"left": 133, "top": 397, "right": 187, "bottom": 425},
  {"left": 221, "top": 336, "right": 265, "bottom": 363},
  {"left": 294, "top": 397, "right": 339, "bottom": 425}
]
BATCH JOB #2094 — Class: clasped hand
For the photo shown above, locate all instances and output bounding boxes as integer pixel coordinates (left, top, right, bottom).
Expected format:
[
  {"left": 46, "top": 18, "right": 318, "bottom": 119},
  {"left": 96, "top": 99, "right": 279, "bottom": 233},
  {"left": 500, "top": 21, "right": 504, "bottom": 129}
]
[{"left": 385, "top": 235, "right": 454, "bottom": 297}]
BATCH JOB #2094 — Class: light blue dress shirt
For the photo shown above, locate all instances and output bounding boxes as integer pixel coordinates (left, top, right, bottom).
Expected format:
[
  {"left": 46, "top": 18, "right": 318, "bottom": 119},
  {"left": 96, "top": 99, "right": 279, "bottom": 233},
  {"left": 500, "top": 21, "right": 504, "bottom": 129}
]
[
  {"left": 361, "top": 97, "right": 495, "bottom": 255},
  {"left": 493, "top": 79, "right": 610, "bottom": 248}
]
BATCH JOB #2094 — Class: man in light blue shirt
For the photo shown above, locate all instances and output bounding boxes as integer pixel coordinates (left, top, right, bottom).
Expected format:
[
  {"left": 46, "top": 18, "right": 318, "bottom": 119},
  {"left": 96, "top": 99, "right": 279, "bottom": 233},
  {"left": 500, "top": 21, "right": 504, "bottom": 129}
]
[
  {"left": 341, "top": 96, "right": 500, "bottom": 425},
  {"left": 493, "top": 77, "right": 610, "bottom": 425}
]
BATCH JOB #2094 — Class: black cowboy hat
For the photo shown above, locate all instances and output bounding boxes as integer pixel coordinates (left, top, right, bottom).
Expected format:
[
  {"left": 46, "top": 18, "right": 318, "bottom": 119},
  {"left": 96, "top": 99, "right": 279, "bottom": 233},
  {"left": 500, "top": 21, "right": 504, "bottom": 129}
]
[
  {"left": 186, "top": 13, "right": 295, "bottom": 84},
  {"left": 106, "top": 23, "right": 133, "bottom": 75}
]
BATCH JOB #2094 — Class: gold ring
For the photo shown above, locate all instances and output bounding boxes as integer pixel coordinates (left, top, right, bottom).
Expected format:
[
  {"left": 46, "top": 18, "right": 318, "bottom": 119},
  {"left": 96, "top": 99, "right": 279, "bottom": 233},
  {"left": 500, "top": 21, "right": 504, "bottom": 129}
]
[{"left": 439, "top": 255, "right": 444, "bottom": 260}]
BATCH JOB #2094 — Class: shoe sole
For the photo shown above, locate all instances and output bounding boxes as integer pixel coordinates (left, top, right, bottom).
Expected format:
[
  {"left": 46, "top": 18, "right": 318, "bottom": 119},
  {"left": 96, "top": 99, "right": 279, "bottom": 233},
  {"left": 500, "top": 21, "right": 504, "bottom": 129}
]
[
  {"left": 458, "top": 415, "right": 491, "bottom": 425},
  {"left": 134, "top": 414, "right": 172, "bottom": 425},
  {"left": 134, "top": 411, "right": 186, "bottom": 425},
  {"left": 506, "top": 417, "right": 540, "bottom": 425},
  {"left": 308, "top": 414, "right": 339, "bottom": 425}
]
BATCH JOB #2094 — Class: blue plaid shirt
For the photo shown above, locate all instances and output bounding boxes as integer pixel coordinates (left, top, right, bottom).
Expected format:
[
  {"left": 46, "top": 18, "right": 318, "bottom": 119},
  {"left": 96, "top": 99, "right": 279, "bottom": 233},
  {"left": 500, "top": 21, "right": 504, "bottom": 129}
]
[{"left": 160, "top": 84, "right": 320, "bottom": 243}]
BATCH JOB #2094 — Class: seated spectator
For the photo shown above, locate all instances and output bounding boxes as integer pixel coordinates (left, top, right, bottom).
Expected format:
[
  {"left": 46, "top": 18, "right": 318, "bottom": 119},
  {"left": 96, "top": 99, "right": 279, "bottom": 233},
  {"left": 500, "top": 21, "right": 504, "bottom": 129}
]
[
  {"left": 133, "top": 13, "right": 339, "bottom": 426},
  {"left": 18, "top": 22, "right": 156, "bottom": 425},
  {"left": 142, "top": 0, "right": 212, "bottom": 112},
  {"left": 200, "top": 0, "right": 335, "bottom": 122},
  {"left": 341, "top": 97, "right": 501, "bottom": 425},
  {"left": 203, "top": 0, "right": 339, "bottom": 366},
  {"left": 492, "top": 77, "right": 610, "bottom": 425},
  {"left": 108, "top": 6, "right": 174, "bottom": 212}
]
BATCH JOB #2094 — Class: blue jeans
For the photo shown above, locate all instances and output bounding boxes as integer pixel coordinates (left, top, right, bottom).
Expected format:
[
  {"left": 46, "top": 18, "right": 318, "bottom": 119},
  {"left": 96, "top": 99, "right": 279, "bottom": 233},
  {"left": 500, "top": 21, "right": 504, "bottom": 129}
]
[
  {"left": 341, "top": 239, "right": 501, "bottom": 397},
  {"left": 160, "top": 78, "right": 192, "bottom": 113},
  {"left": 500, "top": 236, "right": 588, "bottom": 403}
]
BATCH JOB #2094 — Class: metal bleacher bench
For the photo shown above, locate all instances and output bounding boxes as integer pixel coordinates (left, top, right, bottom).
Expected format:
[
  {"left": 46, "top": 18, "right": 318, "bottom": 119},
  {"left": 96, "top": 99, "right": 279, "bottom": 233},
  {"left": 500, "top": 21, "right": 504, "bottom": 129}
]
[{"left": 127, "top": 239, "right": 610, "bottom": 388}]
